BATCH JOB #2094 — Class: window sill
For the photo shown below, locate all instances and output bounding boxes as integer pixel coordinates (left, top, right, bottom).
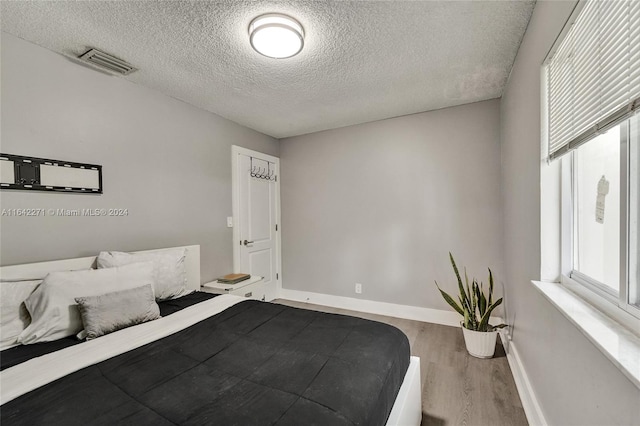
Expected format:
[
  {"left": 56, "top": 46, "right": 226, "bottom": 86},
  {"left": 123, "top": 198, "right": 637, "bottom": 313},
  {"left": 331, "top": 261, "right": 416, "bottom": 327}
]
[{"left": 532, "top": 280, "right": 640, "bottom": 389}]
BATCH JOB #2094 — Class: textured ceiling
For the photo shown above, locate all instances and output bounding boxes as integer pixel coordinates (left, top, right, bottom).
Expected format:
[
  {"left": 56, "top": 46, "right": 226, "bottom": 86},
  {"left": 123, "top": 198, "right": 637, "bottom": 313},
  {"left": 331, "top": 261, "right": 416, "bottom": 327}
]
[{"left": 1, "top": 1, "right": 535, "bottom": 138}]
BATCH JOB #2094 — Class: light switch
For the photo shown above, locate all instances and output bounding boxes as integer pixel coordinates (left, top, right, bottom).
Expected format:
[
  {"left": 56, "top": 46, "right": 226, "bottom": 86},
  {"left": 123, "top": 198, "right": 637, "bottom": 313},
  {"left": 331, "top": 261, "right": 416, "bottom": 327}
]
[{"left": 227, "top": 217, "right": 233, "bottom": 228}]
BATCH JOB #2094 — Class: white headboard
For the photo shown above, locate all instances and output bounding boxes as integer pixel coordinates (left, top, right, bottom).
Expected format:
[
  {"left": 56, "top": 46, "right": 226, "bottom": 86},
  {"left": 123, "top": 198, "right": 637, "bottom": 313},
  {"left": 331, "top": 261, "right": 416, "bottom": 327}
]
[{"left": 0, "top": 245, "right": 201, "bottom": 292}]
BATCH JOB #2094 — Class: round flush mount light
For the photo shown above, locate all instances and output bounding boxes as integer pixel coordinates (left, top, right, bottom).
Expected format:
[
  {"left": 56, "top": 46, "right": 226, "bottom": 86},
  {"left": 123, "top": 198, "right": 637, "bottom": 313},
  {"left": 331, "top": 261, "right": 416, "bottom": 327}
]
[{"left": 249, "top": 14, "right": 304, "bottom": 59}]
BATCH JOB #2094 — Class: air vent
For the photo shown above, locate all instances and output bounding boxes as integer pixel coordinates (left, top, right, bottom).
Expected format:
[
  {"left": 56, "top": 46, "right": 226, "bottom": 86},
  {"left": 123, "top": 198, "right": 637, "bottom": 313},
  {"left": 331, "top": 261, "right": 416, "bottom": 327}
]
[{"left": 77, "top": 49, "right": 136, "bottom": 75}]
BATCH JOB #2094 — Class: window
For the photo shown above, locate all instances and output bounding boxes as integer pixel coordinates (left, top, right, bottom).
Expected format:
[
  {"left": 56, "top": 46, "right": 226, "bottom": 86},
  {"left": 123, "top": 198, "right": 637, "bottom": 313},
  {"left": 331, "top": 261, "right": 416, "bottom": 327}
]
[
  {"left": 543, "top": 0, "right": 640, "bottom": 320},
  {"left": 572, "top": 124, "right": 620, "bottom": 294},
  {"left": 568, "top": 115, "right": 639, "bottom": 318},
  {"left": 629, "top": 117, "right": 640, "bottom": 310}
]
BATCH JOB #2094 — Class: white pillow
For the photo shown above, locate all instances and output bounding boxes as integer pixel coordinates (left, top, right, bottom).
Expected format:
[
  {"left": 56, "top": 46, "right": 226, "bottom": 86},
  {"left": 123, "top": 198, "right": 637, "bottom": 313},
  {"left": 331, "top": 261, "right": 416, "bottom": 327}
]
[
  {"left": 17, "top": 262, "right": 154, "bottom": 344},
  {"left": 96, "top": 248, "right": 189, "bottom": 301},
  {"left": 1, "top": 280, "right": 42, "bottom": 350}
]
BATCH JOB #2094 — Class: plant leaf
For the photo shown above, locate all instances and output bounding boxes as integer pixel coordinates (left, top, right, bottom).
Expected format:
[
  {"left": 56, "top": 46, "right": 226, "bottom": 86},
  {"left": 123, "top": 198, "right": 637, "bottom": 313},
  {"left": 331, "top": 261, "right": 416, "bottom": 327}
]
[
  {"left": 450, "top": 253, "right": 469, "bottom": 310},
  {"left": 472, "top": 282, "right": 477, "bottom": 316},
  {"left": 464, "top": 278, "right": 478, "bottom": 330},
  {"left": 435, "top": 282, "right": 465, "bottom": 316},
  {"left": 479, "top": 287, "right": 487, "bottom": 317},
  {"left": 488, "top": 268, "right": 494, "bottom": 307},
  {"left": 458, "top": 295, "right": 466, "bottom": 313},
  {"left": 479, "top": 297, "right": 503, "bottom": 331},
  {"left": 465, "top": 269, "right": 472, "bottom": 308}
]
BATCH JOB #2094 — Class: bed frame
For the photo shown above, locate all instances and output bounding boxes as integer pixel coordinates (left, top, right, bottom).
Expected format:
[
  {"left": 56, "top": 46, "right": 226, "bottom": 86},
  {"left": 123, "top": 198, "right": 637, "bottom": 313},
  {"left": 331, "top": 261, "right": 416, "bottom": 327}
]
[
  {"left": 0, "top": 245, "right": 422, "bottom": 425},
  {"left": 0, "top": 245, "right": 201, "bottom": 292},
  {"left": 388, "top": 355, "right": 422, "bottom": 425}
]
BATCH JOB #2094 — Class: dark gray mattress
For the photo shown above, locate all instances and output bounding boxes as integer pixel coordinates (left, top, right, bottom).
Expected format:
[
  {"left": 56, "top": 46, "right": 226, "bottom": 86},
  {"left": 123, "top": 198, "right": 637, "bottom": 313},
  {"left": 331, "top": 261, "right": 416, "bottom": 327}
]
[{"left": 1, "top": 299, "right": 410, "bottom": 426}]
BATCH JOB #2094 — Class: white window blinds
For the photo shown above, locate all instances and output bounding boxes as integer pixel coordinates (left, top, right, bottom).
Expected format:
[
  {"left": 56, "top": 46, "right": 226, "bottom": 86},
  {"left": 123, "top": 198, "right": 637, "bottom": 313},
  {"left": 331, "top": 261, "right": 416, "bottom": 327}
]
[{"left": 545, "top": 0, "right": 640, "bottom": 160}]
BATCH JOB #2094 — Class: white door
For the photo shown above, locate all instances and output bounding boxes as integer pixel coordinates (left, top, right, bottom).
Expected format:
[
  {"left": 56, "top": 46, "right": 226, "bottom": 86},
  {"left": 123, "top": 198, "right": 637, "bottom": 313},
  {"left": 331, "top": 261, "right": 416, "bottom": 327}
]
[{"left": 232, "top": 146, "right": 280, "bottom": 301}]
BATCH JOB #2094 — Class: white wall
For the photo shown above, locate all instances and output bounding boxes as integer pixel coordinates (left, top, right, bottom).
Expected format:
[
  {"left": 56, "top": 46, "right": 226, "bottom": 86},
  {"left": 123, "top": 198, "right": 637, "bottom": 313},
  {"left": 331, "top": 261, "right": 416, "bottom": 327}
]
[
  {"left": 501, "top": 1, "right": 640, "bottom": 424},
  {"left": 280, "top": 100, "right": 503, "bottom": 311},
  {"left": 0, "top": 33, "right": 279, "bottom": 282}
]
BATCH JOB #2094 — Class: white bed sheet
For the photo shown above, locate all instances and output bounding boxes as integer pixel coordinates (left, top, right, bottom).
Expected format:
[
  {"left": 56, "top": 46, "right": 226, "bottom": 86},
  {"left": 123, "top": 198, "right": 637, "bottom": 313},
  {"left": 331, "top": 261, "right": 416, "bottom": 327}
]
[{"left": 0, "top": 294, "right": 246, "bottom": 405}]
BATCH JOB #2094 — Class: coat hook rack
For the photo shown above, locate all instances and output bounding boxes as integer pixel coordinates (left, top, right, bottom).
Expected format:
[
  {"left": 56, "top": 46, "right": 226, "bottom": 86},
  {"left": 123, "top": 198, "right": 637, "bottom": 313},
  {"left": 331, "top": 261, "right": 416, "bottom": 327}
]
[{"left": 250, "top": 157, "right": 276, "bottom": 181}]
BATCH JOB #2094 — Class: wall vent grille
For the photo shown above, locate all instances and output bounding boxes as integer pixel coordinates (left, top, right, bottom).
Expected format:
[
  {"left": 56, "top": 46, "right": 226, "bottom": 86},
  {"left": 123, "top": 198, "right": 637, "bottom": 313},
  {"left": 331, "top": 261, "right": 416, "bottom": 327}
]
[{"left": 77, "top": 49, "right": 136, "bottom": 75}]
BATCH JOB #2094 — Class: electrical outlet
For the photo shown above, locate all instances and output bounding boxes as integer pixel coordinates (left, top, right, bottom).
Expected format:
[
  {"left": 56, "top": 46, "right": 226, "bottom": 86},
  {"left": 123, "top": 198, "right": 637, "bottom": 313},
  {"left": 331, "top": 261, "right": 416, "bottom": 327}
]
[
  {"left": 226, "top": 217, "right": 233, "bottom": 228},
  {"left": 355, "top": 283, "right": 362, "bottom": 294}
]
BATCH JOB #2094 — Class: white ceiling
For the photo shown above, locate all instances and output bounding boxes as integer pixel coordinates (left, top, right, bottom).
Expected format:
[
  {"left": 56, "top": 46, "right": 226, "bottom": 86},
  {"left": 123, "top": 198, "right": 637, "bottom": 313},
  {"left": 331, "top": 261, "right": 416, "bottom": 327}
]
[{"left": 1, "top": 1, "right": 535, "bottom": 139}]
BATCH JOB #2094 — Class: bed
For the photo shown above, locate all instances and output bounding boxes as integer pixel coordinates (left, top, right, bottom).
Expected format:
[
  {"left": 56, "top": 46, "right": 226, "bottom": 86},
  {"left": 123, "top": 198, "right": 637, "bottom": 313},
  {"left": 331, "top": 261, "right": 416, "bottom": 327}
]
[{"left": 0, "top": 245, "right": 421, "bottom": 425}]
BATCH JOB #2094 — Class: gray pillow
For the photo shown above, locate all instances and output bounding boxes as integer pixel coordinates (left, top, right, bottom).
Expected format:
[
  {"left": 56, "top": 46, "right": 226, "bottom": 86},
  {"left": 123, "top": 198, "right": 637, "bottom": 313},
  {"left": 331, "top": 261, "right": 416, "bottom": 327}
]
[{"left": 75, "top": 284, "right": 160, "bottom": 340}]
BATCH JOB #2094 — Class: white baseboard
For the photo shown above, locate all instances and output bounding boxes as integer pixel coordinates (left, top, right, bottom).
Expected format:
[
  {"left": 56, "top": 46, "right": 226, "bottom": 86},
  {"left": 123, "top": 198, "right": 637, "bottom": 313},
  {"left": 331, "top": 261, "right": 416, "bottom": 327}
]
[
  {"left": 501, "top": 331, "right": 547, "bottom": 426},
  {"left": 279, "top": 288, "right": 502, "bottom": 328}
]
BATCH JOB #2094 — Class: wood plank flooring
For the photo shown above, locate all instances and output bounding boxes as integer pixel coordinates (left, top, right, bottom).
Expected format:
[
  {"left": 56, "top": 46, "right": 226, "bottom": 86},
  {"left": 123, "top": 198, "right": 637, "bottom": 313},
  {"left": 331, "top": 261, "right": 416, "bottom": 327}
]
[{"left": 274, "top": 299, "right": 528, "bottom": 426}]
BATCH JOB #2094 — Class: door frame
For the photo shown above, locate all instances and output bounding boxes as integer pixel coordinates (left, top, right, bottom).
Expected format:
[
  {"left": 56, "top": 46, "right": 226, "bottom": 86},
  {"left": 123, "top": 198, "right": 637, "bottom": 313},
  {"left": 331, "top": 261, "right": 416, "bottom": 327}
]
[{"left": 231, "top": 145, "right": 282, "bottom": 298}]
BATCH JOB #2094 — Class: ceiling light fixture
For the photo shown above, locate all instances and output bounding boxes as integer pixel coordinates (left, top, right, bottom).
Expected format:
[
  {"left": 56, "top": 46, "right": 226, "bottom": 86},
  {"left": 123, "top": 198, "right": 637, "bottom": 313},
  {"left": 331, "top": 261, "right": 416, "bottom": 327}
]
[{"left": 249, "top": 14, "right": 304, "bottom": 59}]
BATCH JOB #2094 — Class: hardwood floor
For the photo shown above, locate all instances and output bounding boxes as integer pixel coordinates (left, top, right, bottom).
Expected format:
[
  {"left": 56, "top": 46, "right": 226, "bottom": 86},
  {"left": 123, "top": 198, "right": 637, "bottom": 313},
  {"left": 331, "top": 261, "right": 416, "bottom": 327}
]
[{"left": 274, "top": 299, "right": 528, "bottom": 426}]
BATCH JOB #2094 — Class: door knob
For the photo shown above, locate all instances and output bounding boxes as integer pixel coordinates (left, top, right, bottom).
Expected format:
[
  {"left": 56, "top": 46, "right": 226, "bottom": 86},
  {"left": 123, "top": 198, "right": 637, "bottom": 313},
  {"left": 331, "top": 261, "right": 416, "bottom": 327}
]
[{"left": 243, "top": 240, "right": 254, "bottom": 246}]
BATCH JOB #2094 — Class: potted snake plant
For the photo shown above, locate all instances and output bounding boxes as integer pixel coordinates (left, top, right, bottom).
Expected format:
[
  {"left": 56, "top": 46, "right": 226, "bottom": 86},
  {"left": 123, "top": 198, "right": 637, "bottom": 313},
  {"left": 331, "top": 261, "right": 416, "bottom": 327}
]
[{"left": 435, "top": 253, "right": 507, "bottom": 358}]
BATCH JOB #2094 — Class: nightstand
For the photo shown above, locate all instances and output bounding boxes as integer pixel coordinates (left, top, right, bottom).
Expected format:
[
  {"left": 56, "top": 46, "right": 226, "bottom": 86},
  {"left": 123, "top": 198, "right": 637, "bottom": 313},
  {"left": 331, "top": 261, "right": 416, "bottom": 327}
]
[{"left": 201, "top": 275, "right": 265, "bottom": 301}]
